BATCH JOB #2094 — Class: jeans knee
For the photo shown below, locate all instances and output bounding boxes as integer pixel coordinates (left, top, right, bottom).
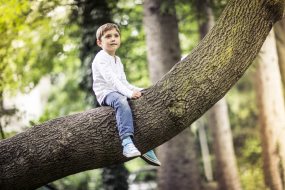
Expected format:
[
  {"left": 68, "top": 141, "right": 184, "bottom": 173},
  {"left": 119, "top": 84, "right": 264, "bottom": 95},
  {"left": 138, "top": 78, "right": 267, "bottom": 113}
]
[{"left": 115, "top": 97, "right": 129, "bottom": 109}]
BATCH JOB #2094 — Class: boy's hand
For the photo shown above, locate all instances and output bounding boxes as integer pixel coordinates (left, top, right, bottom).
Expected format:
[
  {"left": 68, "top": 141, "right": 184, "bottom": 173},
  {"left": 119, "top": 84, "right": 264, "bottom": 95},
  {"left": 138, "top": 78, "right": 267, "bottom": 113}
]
[{"left": 131, "top": 91, "right": 142, "bottom": 99}]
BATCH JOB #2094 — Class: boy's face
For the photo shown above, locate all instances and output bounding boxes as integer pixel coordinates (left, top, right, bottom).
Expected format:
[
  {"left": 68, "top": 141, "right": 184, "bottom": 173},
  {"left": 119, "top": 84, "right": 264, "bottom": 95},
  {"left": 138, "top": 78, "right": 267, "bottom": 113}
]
[{"left": 97, "top": 28, "right": 121, "bottom": 56}]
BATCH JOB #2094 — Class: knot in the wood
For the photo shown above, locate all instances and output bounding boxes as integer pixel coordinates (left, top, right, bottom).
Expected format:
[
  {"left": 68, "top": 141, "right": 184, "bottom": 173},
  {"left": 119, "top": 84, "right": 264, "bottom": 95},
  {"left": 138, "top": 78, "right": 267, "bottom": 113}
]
[{"left": 168, "top": 99, "right": 187, "bottom": 119}]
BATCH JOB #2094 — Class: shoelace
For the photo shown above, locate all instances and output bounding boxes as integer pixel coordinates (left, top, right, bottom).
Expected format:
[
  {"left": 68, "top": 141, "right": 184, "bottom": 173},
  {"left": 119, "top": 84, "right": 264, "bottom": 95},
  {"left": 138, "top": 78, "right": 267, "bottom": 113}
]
[{"left": 125, "top": 143, "right": 138, "bottom": 152}]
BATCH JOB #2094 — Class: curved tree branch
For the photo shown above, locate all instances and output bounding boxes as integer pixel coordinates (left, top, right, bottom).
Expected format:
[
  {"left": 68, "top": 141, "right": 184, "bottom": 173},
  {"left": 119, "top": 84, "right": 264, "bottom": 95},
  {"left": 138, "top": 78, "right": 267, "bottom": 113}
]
[{"left": 0, "top": 0, "right": 284, "bottom": 189}]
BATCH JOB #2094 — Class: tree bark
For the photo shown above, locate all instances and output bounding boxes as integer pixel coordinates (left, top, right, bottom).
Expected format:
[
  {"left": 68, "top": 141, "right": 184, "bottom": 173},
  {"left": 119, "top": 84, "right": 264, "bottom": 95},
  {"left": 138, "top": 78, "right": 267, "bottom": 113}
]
[
  {"left": 0, "top": 0, "right": 284, "bottom": 189},
  {"left": 274, "top": 19, "right": 285, "bottom": 90},
  {"left": 195, "top": 0, "right": 215, "bottom": 184},
  {"left": 255, "top": 29, "right": 285, "bottom": 190},
  {"left": 196, "top": 1, "right": 242, "bottom": 189},
  {"left": 143, "top": 0, "right": 201, "bottom": 189}
]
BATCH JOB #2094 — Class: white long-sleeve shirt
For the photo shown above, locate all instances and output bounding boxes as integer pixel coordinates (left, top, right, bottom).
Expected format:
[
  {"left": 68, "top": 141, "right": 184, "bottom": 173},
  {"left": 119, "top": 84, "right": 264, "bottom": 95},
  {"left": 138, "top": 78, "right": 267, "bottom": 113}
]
[{"left": 92, "top": 50, "right": 143, "bottom": 105}]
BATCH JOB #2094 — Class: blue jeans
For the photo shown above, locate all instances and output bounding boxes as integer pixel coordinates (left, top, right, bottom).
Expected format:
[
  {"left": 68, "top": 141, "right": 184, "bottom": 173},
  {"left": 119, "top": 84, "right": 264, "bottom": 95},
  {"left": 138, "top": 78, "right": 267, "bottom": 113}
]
[{"left": 102, "top": 92, "right": 134, "bottom": 140}]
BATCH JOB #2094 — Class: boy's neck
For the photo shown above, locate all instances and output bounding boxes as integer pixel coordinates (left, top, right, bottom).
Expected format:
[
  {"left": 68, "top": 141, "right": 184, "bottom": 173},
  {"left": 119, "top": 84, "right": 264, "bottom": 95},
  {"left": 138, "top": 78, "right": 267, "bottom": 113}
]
[{"left": 104, "top": 49, "right": 116, "bottom": 57}]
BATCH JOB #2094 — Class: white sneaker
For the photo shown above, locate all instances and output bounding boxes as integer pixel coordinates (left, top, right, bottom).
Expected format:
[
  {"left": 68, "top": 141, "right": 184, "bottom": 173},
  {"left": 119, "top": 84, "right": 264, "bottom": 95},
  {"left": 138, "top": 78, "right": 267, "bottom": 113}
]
[{"left": 123, "top": 143, "right": 141, "bottom": 158}]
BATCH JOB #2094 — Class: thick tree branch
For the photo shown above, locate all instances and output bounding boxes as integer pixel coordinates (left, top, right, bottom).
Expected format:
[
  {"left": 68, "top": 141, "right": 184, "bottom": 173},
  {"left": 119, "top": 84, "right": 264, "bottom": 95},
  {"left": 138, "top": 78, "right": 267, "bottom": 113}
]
[{"left": 0, "top": 0, "right": 284, "bottom": 189}]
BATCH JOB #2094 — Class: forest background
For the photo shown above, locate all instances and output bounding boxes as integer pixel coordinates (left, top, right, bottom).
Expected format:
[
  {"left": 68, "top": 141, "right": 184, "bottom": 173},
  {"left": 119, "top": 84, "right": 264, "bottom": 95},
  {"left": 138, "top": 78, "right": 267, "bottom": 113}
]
[{"left": 1, "top": 0, "right": 285, "bottom": 190}]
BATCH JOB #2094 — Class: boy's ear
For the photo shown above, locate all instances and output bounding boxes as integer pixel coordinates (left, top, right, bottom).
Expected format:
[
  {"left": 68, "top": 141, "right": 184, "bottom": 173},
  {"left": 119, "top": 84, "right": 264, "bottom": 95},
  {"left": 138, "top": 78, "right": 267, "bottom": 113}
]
[{"left": 97, "top": 39, "right": 102, "bottom": 47}]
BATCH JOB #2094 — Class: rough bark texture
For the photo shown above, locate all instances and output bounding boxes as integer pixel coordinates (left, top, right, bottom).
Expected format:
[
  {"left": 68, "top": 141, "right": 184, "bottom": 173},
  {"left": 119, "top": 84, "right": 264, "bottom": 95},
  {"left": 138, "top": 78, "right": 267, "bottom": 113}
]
[
  {"left": 197, "top": 1, "right": 242, "bottom": 189},
  {"left": 0, "top": 0, "right": 284, "bottom": 189},
  {"left": 274, "top": 19, "right": 285, "bottom": 90},
  {"left": 143, "top": 0, "right": 201, "bottom": 189},
  {"left": 256, "top": 29, "right": 285, "bottom": 190},
  {"left": 195, "top": 0, "right": 215, "bottom": 184},
  {"left": 209, "top": 99, "right": 242, "bottom": 190}
]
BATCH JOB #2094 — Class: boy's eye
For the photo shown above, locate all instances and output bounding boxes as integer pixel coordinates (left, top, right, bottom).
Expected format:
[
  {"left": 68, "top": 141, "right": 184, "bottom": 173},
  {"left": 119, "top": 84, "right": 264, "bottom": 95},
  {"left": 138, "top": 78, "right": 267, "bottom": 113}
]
[{"left": 104, "top": 33, "right": 120, "bottom": 39}]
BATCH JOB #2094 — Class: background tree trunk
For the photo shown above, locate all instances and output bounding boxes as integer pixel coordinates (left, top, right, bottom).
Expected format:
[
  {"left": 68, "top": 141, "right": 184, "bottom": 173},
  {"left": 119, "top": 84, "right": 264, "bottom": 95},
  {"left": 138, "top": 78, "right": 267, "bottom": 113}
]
[
  {"left": 255, "top": 29, "right": 285, "bottom": 190},
  {"left": 209, "top": 99, "right": 242, "bottom": 190},
  {"left": 197, "top": 120, "right": 213, "bottom": 182},
  {"left": 74, "top": 0, "right": 129, "bottom": 189},
  {"left": 274, "top": 19, "right": 285, "bottom": 90},
  {"left": 196, "top": 1, "right": 242, "bottom": 189},
  {"left": 0, "top": 0, "right": 284, "bottom": 189},
  {"left": 143, "top": 0, "right": 201, "bottom": 189}
]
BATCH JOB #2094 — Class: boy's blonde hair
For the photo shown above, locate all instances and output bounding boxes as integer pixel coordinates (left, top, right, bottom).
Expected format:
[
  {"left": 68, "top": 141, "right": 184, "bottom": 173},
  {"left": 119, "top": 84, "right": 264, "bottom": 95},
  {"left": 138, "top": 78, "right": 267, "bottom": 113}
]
[{"left": 96, "top": 23, "right": 120, "bottom": 41}]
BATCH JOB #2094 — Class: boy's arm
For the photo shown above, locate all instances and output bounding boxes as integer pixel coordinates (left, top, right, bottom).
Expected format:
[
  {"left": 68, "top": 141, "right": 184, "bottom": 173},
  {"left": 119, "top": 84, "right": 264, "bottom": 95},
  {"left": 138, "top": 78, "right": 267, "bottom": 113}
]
[{"left": 95, "top": 60, "right": 134, "bottom": 98}]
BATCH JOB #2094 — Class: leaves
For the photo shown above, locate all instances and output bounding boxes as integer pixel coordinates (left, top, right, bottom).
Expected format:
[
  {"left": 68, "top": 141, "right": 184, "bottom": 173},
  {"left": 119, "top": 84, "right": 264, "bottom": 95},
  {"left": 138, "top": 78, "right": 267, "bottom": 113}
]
[{"left": 0, "top": 0, "right": 80, "bottom": 93}]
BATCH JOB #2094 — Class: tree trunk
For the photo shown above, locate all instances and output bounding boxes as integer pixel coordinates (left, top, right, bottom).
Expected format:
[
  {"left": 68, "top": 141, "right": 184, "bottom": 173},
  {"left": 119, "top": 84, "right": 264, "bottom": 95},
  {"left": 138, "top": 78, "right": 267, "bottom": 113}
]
[
  {"left": 143, "top": 0, "right": 181, "bottom": 83},
  {"left": 274, "top": 19, "right": 285, "bottom": 89},
  {"left": 209, "top": 99, "right": 242, "bottom": 190},
  {"left": 196, "top": 1, "right": 242, "bottom": 189},
  {"left": 157, "top": 128, "right": 201, "bottom": 190},
  {"left": 102, "top": 164, "right": 129, "bottom": 190},
  {"left": 0, "top": 0, "right": 284, "bottom": 189},
  {"left": 197, "top": 120, "right": 213, "bottom": 181},
  {"left": 143, "top": 0, "right": 201, "bottom": 189},
  {"left": 195, "top": 0, "right": 215, "bottom": 185},
  {"left": 255, "top": 29, "right": 285, "bottom": 190}
]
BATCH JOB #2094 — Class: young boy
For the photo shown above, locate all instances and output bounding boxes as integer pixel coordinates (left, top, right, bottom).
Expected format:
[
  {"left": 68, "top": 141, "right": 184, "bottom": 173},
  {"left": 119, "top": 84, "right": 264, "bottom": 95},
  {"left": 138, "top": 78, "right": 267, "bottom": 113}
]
[{"left": 92, "top": 23, "right": 161, "bottom": 166}]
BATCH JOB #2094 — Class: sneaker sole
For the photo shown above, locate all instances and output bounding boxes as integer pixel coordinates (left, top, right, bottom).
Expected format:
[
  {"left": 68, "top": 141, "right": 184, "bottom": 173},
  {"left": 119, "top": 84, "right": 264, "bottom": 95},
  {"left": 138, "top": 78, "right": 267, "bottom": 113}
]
[
  {"left": 123, "top": 152, "right": 141, "bottom": 158},
  {"left": 141, "top": 154, "right": 161, "bottom": 166}
]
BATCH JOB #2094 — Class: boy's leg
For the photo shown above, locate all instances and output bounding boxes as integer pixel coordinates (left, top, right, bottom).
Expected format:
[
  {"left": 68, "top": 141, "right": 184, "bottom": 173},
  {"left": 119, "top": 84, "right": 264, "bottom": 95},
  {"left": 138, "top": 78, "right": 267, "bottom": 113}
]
[
  {"left": 122, "top": 136, "right": 141, "bottom": 157},
  {"left": 102, "top": 92, "right": 160, "bottom": 164},
  {"left": 103, "top": 92, "right": 134, "bottom": 139},
  {"left": 102, "top": 92, "right": 140, "bottom": 157}
]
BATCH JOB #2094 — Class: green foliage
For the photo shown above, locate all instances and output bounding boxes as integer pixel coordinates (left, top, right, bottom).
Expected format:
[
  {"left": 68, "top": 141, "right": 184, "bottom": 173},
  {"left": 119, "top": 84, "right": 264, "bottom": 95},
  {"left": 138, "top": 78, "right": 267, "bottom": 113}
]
[
  {"left": 45, "top": 170, "right": 103, "bottom": 190},
  {"left": 238, "top": 137, "right": 266, "bottom": 190},
  {"left": 0, "top": 0, "right": 30, "bottom": 92},
  {"left": 0, "top": 0, "right": 86, "bottom": 122},
  {"left": 37, "top": 72, "right": 87, "bottom": 123},
  {"left": 227, "top": 65, "right": 265, "bottom": 189},
  {"left": 227, "top": 66, "right": 258, "bottom": 131},
  {"left": 1, "top": 0, "right": 80, "bottom": 93},
  {"left": 176, "top": 0, "right": 200, "bottom": 55}
]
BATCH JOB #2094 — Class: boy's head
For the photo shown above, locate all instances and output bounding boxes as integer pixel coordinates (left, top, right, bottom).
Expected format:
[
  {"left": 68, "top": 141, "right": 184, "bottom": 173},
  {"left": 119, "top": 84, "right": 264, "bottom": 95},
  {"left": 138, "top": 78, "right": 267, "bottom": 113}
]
[
  {"left": 96, "top": 23, "right": 120, "bottom": 41},
  {"left": 96, "top": 23, "right": 121, "bottom": 56}
]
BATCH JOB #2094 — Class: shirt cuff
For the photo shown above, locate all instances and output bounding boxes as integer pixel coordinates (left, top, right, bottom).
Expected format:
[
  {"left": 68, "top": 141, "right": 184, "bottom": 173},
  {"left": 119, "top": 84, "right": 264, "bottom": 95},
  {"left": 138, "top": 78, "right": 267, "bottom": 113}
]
[{"left": 126, "top": 90, "right": 133, "bottom": 99}]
